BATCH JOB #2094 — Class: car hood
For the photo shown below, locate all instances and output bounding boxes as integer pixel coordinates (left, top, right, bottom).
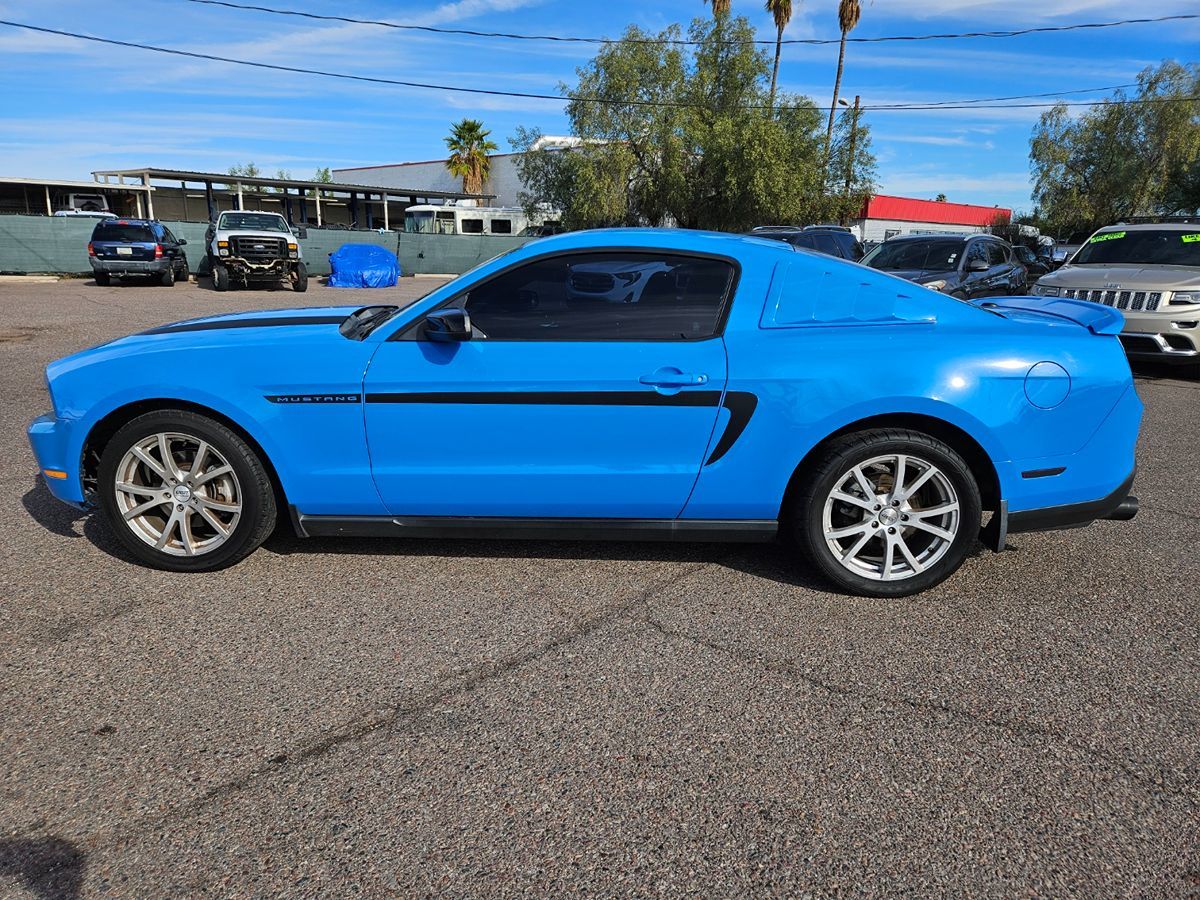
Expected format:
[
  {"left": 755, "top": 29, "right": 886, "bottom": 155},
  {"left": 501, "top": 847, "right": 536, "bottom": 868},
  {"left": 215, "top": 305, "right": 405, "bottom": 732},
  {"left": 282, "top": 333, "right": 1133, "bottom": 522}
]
[
  {"left": 216, "top": 228, "right": 295, "bottom": 240},
  {"left": 47, "top": 306, "right": 362, "bottom": 381},
  {"left": 873, "top": 268, "right": 957, "bottom": 284},
  {"left": 1039, "top": 264, "right": 1200, "bottom": 291},
  {"left": 136, "top": 306, "right": 358, "bottom": 336}
]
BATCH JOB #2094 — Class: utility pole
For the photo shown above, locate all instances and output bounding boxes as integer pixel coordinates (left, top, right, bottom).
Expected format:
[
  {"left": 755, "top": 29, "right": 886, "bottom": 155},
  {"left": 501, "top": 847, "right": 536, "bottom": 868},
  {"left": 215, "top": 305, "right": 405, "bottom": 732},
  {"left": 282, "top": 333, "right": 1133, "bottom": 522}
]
[{"left": 843, "top": 95, "right": 861, "bottom": 196}]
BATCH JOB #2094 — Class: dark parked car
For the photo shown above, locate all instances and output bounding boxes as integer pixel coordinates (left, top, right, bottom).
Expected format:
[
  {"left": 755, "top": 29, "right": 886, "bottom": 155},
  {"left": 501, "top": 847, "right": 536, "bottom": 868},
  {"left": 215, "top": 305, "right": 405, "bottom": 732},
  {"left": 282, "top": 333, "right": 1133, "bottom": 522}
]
[
  {"left": 749, "top": 225, "right": 864, "bottom": 261},
  {"left": 88, "top": 219, "right": 189, "bottom": 286},
  {"left": 1013, "top": 244, "right": 1052, "bottom": 277},
  {"left": 860, "top": 234, "right": 1026, "bottom": 300}
]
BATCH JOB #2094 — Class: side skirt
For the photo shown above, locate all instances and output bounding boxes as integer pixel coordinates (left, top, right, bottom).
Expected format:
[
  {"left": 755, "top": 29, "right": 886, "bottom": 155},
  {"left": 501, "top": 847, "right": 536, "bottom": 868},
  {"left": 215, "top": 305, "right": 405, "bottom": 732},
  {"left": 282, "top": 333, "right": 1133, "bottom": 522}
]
[{"left": 292, "top": 510, "right": 778, "bottom": 544}]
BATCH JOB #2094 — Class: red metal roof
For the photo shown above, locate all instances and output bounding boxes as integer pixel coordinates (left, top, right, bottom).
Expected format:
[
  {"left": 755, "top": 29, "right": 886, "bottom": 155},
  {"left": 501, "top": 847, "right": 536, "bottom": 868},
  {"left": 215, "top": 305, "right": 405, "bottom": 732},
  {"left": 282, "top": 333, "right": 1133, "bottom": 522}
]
[{"left": 858, "top": 194, "right": 1010, "bottom": 227}]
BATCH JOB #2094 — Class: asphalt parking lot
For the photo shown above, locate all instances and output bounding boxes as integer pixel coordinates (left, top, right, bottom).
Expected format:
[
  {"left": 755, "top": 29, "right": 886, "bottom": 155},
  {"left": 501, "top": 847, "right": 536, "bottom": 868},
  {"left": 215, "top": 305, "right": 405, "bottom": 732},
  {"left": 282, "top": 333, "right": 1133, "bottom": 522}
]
[{"left": 1, "top": 276, "right": 1197, "bottom": 897}]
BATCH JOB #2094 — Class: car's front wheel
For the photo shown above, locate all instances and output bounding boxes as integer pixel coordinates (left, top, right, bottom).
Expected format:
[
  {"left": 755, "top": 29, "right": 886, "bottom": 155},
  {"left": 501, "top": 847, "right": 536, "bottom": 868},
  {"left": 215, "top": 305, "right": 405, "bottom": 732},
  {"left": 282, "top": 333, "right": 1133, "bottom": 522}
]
[
  {"left": 292, "top": 261, "right": 308, "bottom": 293},
  {"left": 794, "top": 428, "right": 981, "bottom": 597},
  {"left": 211, "top": 262, "right": 230, "bottom": 292},
  {"left": 97, "top": 410, "right": 277, "bottom": 571}
]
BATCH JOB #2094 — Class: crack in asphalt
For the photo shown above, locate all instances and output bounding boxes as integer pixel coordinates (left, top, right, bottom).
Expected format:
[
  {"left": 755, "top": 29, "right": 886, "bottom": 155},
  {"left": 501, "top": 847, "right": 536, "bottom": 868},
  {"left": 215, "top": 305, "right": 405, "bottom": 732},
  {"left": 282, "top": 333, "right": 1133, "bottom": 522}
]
[
  {"left": 78, "top": 562, "right": 702, "bottom": 853},
  {"left": 637, "top": 603, "right": 1199, "bottom": 814}
]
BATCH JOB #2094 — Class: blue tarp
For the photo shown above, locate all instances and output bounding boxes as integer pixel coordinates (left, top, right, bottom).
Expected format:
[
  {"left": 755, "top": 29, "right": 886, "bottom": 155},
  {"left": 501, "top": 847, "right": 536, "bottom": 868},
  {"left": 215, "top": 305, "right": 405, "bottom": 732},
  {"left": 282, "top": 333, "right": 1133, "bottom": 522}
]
[{"left": 327, "top": 243, "right": 400, "bottom": 288}]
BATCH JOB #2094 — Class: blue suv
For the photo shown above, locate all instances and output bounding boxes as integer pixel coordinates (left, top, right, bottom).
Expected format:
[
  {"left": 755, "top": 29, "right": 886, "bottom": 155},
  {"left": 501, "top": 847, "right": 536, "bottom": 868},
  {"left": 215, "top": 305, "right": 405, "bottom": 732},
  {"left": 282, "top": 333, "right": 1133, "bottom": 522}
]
[{"left": 89, "top": 219, "right": 190, "bottom": 286}]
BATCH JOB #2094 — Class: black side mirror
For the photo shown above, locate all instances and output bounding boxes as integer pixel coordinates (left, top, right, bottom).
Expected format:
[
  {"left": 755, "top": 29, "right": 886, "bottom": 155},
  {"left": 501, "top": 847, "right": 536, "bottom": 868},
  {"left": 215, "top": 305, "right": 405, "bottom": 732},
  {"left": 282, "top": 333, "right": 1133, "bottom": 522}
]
[
  {"left": 178, "top": 238, "right": 188, "bottom": 246},
  {"left": 424, "top": 308, "right": 472, "bottom": 342},
  {"left": 294, "top": 226, "right": 308, "bottom": 240},
  {"left": 966, "top": 258, "right": 989, "bottom": 273}
]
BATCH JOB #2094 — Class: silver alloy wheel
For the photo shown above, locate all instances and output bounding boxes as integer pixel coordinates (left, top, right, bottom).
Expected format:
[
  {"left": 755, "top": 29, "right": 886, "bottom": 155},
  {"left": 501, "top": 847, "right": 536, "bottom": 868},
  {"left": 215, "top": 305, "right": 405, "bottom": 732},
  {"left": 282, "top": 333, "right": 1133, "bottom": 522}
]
[
  {"left": 821, "top": 453, "right": 960, "bottom": 582},
  {"left": 113, "top": 432, "right": 242, "bottom": 557}
]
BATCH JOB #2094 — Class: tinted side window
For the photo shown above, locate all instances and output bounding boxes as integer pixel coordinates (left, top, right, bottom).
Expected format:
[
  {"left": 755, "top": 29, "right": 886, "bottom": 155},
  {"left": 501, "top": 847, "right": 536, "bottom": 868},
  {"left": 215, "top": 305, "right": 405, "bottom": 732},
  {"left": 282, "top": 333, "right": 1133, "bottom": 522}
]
[
  {"left": 964, "top": 241, "right": 988, "bottom": 268},
  {"left": 811, "top": 233, "right": 840, "bottom": 257},
  {"left": 460, "top": 218, "right": 484, "bottom": 234},
  {"left": 456, "top": 253, "right": 734, "bottom": 341},
  {"left": 788, "top": 234, "right": 817, "bottom": 250},
  {"left": 986, "top": 242, "right": 1008, "bottom": 266}
]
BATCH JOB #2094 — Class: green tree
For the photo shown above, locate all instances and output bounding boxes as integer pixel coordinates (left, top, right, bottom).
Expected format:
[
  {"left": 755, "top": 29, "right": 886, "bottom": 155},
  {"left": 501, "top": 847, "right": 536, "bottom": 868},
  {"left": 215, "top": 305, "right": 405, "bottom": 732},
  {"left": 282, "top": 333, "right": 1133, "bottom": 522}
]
[
  {"left": 514, "top": 15, "right": 874, "bottom": 232},
  {"left": 825, "top": 0, "right": 861, "bottom": 149},
  {"left": 444, "top": 119, "right": 499, "bottom": 195},
  {"left": 1030, "top": 62, "right": 1200, "bottom": 234},
  {"left": 765, "top": 0, "right": 793, "bottom": 112},
  {"left": 227, "top": 162, "right": 261, "bottom": 179},
  {"left": 934, "top": 193, "right": 947, "bottom": 202}
]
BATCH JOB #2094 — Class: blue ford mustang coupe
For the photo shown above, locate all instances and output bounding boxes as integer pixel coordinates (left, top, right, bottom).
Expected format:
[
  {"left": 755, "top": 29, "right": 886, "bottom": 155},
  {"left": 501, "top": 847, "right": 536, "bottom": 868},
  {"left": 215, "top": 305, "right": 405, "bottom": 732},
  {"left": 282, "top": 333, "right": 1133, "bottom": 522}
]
[{"left": 29, "top": 229, "right": 1141, "bottom": 596}]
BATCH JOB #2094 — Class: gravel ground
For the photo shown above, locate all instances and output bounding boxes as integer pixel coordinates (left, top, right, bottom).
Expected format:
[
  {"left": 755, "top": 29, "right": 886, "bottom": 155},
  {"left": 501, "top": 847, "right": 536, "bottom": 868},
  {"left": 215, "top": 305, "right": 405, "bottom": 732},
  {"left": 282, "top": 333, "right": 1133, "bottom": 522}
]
[{"left": 0, "top": 277, "right": 1197, "bottom": 898}]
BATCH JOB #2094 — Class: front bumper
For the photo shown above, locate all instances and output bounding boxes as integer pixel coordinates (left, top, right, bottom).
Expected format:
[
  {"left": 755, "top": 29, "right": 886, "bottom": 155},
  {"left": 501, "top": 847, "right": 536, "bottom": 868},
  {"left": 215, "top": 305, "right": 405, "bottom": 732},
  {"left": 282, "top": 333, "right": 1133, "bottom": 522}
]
[
  {"left": 27, "top": 412, "right": 87, "bottom": 506},
  {"left": 1118, "top": 309, "right": 1200, "bottom": 363},
  {"left": 91, "top": 258, "right": 171, "bottom": 275}
]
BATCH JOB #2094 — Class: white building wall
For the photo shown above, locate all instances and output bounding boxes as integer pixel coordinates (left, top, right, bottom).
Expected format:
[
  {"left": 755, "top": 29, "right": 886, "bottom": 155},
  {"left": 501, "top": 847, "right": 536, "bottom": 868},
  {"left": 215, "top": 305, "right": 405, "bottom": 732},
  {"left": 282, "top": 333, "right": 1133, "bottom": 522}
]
[
  {"left": 851, "top": 217, "right": 988, "bottom": 244},
  {"left": 335, "top": 154, "right": 527, "bottom": 207}
]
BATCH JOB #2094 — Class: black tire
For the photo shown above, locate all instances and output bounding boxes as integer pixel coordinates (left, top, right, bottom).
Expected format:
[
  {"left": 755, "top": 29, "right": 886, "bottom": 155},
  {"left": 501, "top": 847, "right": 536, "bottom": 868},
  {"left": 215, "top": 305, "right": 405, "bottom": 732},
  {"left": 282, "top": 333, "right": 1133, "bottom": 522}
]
[
  {"left": 96, "top": 409, "right": 277, "bottom": 572},
  {"left": 160, "top": 266, "right": 175, "bottom": 287},
  {"left": 792, "top": 428, "right": 982, "bottom": 598},
  {"left": 292, "top": 261, "right": 308, "bottom": 293},
  {"left": 176, "top": 259, "right": 190, "bottom": 284},
  {"left": 94, "top": 272, "right": 111, "bottom": 286},
  {"left": 211, "top": 263, "right": 230, "bottom": 292}
]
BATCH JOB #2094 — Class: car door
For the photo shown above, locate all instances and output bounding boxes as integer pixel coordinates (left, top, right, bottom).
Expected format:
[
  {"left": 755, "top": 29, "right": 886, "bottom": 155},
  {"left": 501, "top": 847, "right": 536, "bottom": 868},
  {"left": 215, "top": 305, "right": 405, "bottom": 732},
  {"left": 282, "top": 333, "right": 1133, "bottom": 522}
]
[
  {"left": 982, "top": 240, "right": 1015, "bottom": 296},
  {"left": 958, "top": 240, "right": 992, "bottom": 299},
  {"left": 363, "top": 250, "right": 735, "bottom": 519}
]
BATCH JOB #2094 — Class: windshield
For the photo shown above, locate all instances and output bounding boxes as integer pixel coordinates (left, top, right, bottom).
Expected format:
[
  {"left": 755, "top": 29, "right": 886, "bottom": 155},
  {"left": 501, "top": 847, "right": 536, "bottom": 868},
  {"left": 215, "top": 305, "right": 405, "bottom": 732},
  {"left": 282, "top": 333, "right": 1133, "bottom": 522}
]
[
  {"left": 862, "top": 238, "right": 966, "bottom": 272},
  {"left": 218, "top": 213, "right": 290, "bottom": 233},
  {"left": 1072, "top": 229, "right": 1200, "bottom": 266}
]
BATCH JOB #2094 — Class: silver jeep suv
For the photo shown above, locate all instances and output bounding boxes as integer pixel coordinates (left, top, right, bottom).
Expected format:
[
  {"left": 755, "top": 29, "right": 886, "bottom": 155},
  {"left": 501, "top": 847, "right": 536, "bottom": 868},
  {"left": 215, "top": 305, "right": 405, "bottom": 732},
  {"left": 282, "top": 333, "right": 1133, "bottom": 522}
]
[{"left": 1032, "top": 222, "right": 1200, "bottom": 366}]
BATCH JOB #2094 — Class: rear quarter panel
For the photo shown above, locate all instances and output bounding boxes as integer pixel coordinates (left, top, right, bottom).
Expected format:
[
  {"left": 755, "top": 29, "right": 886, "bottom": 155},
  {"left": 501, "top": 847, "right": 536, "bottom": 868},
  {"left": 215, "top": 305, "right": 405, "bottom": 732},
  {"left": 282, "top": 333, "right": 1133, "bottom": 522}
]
[{"left": 686, "top": 252, "right": 1136, "bottom": 519}]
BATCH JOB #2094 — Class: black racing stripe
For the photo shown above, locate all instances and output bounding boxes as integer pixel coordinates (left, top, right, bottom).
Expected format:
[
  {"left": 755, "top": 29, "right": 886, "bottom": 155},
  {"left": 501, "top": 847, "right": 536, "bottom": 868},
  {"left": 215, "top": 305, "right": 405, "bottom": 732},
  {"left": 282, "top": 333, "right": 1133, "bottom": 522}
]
[
  {"left": 143, "top": 315, "right": 345, "bottom": 335},
  {"left": 363, "top": 389, "right": 758, "bottom": 463},
  {"left": 365, "top": 390, "right": 724, "bottom": 408},
  {"left": 705, "top": 392, "right": 758, "bottom": 465}
]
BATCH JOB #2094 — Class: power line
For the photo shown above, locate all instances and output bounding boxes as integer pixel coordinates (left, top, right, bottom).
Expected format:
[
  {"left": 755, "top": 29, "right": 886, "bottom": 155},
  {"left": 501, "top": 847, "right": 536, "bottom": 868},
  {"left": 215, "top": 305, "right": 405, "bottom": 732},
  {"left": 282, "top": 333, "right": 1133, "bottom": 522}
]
[
  {"left": 182, "top": 0, "right": 1200, "bottom": 48},
  {"left": 3, "top": 20, "right": 1197, "bottom": 114}
]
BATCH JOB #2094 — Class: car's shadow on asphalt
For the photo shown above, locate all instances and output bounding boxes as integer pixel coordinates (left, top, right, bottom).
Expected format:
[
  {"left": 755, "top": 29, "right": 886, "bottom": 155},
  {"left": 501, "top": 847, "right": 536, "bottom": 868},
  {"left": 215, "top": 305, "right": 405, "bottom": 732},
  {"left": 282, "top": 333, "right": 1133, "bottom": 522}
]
[
  {"left": 21, "top": 479, "right": 139, "bottom": 565},
  {"left": 24, "top": 477, "right": 993, "bottom": 593},
  {"left": 261, "top": 527, "right": 840, "bottom": 590}
]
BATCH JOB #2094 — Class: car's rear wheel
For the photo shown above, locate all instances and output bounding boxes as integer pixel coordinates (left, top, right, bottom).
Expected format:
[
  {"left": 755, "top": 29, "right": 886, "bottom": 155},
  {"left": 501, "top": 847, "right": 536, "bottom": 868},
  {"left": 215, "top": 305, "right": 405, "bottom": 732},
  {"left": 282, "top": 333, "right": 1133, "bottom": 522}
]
[
  {"left": 177, "top": 259, "right": 189, "bottom": 284},
  {"left": 97, "top": 410, "right": 277, "bottom": 572},
  {"left": 94, "top": 272, "right": 110, "bottom": 286},
  {"left": 793, "top": 428, "right": 981, "bottom": 597},
  {"left": 292, "top": 261, "right": 308, "bottom": 293},
  {"left": 160, "top": 266, "right": 175, "bottom": 287},
  {"left": 211, "top": 263, "right": 230, "bottom": 292}
]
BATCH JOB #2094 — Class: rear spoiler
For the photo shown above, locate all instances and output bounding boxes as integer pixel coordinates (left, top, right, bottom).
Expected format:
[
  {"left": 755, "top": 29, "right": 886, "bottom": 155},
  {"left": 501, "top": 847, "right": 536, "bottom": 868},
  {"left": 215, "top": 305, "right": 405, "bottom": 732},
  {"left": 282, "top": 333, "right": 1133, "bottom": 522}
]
[{"left": 973, "top": 296, "right": 1123, "bottom": 335}]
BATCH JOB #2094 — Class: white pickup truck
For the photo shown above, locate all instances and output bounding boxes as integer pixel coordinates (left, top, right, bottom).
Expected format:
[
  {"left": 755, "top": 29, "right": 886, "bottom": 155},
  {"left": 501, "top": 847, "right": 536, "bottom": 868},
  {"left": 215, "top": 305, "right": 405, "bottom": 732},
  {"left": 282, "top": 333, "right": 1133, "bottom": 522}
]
[{"left": 206, "top": 210, "right": 308, "bottom": 292}]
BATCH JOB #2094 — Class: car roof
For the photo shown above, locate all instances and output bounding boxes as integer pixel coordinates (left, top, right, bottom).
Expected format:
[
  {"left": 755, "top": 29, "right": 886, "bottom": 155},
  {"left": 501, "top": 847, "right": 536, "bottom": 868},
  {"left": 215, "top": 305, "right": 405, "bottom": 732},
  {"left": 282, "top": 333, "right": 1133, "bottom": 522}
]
[
  {"left": 92, "top": 218, "right": 158, "bottom": 227},
  {"left": 882, "top": 233, "right": 974, "bottom": 243},
  {"left": 525, "top": 227, "right": 798, "bottom": 258},
  {"left": 1095, "top": 222, "right": 1200, "bottom": 232}
]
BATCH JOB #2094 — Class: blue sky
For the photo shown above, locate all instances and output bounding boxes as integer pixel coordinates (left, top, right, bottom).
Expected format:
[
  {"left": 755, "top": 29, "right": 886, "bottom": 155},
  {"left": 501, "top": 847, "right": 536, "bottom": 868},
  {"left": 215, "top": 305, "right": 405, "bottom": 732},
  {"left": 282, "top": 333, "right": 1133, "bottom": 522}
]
[{"left": 0, "top": 0, "right": 1197, "bottom": 212}]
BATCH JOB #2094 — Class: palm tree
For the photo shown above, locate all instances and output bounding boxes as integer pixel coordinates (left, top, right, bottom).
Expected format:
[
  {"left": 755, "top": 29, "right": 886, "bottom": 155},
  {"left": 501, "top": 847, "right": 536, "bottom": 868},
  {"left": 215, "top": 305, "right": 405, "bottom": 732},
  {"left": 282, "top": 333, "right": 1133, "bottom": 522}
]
[
  {"left": 825, "top": 0, "right": 862, "bottom": 146},
  {"left": 765, "top": 0, "right": 793, "bottom": 112},
  {"left": 444, "top": 119, "right": 499, "bottom": 196},
  {"left": 706, "top": 0, "right": 732, "bottom": 16}
]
